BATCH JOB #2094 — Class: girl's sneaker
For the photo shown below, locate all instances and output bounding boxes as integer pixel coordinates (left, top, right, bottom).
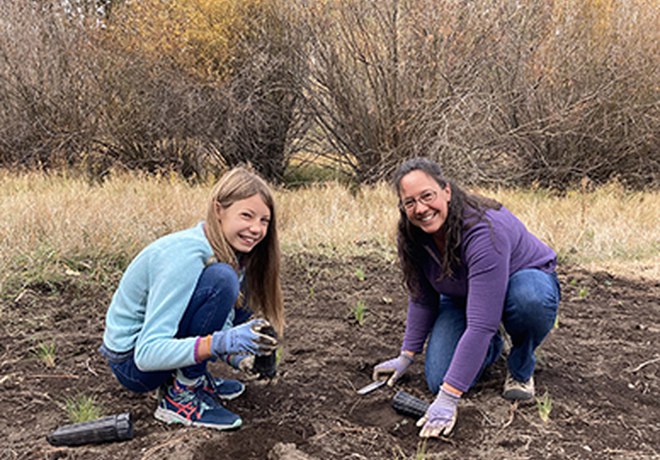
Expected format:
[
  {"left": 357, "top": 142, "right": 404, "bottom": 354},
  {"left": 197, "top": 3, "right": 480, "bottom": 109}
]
[
  {"left": 154, "top": 380, "right": 242, "bottom": 431},
  {"left": 203, "top": 372, "right": 245, "bottom": 401}
]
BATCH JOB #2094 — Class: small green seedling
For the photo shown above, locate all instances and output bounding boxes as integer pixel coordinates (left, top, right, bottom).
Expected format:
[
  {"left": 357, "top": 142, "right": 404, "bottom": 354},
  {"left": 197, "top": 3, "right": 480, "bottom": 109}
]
[
  {"left": 578, "top": 287, "right": 589, "bottom": 299},
  {"left": 65, "top": 395, "right": 103, "bottom": 424},
  {"left": 394, "top": 440, "right": 428, "bottom": 460},
  {"left": 353, "top": 299, "right": 367, "bottom": 326},
  {"left": 33, "top": 342, "right": 56, "bottom": 368},
  {"left": 536, "top": 391, "right": 553, "bottom": 424},
  {"left": 554, "top": 314, "right": 560, "bottom": 329},
  {"left": 414, "top": 440, "right": 428, "bottom": 460},
  {"left": 354, "top": 267, "right": 366, "bottom": 282}
]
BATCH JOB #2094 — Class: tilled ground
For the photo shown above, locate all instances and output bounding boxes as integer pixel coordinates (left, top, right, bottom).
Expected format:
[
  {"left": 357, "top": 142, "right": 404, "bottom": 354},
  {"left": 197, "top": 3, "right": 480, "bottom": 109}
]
[{"left": 1, "top": 252, "right": 659, "bottom": 459}]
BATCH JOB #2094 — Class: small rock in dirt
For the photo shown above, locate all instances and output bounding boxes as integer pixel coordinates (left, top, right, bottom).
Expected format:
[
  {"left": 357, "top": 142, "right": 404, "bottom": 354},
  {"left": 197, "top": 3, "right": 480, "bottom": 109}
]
[{"left": 267, "top": 442, "right": 317, "bottom": 460}]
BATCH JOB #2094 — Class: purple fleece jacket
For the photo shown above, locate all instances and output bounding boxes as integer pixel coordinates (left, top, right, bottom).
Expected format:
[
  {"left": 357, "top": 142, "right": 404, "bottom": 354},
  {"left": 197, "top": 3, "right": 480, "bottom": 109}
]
[{"left": 401, "top": 206, "right": 556, "bottom": 392}]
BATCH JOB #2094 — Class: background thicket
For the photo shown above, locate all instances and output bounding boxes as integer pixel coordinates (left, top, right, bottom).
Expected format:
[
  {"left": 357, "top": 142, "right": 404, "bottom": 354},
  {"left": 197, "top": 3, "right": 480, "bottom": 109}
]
[{"left": 0, "top": 0, "right": 657, "bottom": 188}]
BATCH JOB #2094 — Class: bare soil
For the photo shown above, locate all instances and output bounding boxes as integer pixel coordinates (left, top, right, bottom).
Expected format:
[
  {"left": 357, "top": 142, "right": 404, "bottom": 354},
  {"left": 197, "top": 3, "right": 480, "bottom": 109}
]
[{"left": 2, "top": 252, "right": 659, "bottom": 459}]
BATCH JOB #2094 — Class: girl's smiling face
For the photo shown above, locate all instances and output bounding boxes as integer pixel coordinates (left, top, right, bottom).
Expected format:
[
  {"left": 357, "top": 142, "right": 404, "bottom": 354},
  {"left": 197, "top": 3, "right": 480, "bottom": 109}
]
[
  {"left": 398, "top": 170, "right": 451, "bottom": 235},
  {"left": 218, "top": 193, "right": 271, "bottom": 253}
]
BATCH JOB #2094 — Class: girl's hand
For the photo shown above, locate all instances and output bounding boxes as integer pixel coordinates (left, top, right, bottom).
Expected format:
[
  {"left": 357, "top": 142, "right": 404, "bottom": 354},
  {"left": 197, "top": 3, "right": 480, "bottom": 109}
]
[{"left": 211, "top": 319, "right": 278, "bottom": 357}]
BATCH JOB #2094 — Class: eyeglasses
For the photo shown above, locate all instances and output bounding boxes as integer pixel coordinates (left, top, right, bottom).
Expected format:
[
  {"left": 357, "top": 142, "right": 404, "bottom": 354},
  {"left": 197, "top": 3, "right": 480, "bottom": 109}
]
[{"left": 400, "top": 190, "right": 437, "bottom": 211}]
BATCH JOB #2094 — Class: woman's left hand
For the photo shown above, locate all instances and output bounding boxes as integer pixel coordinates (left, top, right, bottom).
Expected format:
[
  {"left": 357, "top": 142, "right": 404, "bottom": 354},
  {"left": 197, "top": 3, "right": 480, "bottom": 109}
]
[{"left": 416, "top": 387, "right": 460, "bottom": 438}]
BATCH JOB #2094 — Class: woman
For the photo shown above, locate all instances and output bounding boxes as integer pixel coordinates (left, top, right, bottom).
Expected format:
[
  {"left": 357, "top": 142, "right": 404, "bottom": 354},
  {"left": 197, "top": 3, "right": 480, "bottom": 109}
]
[
  {"left": 99, "top": 166, "right": 284, "bottom": 431},
  {"left": 373, "top": 158, "right": 560, "bottom": 438}
]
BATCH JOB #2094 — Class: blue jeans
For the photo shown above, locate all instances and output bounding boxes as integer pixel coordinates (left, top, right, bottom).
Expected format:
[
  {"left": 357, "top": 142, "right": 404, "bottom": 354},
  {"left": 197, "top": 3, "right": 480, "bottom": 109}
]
[
  {"left": 425, "top": 269, "right": 560, "bottom": 394},
  {"left": 109, "top": 263, "right": 250, "bottom": 393}
]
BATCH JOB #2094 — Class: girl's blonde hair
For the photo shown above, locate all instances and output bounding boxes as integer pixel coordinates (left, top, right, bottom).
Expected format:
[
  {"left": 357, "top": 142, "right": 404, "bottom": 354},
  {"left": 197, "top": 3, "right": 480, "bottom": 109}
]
[{"left": 205, "top": 166, "right": 284, "bottom": 336}]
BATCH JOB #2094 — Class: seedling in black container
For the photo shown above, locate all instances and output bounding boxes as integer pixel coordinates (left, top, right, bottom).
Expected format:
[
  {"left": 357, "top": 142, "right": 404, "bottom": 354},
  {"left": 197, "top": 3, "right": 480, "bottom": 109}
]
[{"left": 252, "top": 324, "right": 278, "bottom": 380}]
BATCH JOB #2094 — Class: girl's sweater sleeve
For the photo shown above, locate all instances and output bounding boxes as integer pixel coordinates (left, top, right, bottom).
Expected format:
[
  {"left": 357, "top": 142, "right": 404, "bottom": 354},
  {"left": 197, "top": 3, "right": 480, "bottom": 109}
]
[{"left": 132, "top": 246, "right": 204, "bottom": 372}]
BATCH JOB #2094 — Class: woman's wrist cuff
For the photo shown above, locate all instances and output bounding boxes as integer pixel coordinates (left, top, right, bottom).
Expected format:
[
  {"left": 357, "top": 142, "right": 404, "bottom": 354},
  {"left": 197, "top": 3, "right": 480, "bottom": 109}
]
[{"left": 400, "top": 351, "right": 414, "bottom": 362}]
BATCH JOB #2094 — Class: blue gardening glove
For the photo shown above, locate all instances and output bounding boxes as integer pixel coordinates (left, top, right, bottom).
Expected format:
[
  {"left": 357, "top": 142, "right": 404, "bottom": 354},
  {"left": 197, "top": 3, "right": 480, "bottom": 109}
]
[
  {"left": 222, "top": 353, "right": 258, "bottom": 379},
  {"left": 372, "top": 352, "right": 414, "bottom": 386},
  {"left": 223, "top": 353, "right": 255, "bottom": 372},
  {"left": 212, "top": 319, "right": 278, "bottom": 357},
  {"left": 417, "top": 387, "right": 460, "bottom": 438}
]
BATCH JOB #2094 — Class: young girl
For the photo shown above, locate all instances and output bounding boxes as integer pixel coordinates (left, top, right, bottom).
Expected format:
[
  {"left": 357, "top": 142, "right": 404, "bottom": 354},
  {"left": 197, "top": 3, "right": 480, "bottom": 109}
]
[
  {"left": 373, "top": 158, "right": 560, "bottom": 438},
  {"left": 99, "top": 167, "right": 284, "bottom": 431}
]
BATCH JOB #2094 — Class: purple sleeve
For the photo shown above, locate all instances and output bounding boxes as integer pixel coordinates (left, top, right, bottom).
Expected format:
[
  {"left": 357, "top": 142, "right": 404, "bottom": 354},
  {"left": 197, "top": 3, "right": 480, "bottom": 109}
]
[
  {"left": 402, "top": 299, "right": 438, "bottom": 353},
  {"left": 443, "top": 222, "right": 511, "bottom": 392},
  {"left": 401, "top": 273, "right": 439, "bottom": 353}
]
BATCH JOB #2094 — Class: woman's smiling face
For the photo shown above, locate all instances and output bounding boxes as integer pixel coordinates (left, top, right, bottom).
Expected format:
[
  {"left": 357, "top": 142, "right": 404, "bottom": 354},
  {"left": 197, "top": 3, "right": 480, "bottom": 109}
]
[{"left": 398, "top": 170, "right": 451, "bottom": 235}]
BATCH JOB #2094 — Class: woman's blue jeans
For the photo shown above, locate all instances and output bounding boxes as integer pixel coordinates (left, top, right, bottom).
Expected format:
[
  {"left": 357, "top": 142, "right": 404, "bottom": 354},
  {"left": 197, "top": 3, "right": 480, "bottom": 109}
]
[
  {"left": 425, "top": 269, "right": 560, "bottom": 394},
  {"left": 109, "top": 263, "right": 249, "bottom": 393}
]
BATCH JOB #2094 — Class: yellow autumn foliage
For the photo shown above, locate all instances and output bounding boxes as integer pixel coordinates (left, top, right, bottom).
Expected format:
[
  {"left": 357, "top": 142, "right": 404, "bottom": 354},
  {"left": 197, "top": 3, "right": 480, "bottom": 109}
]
[
  {"left": 109, "top": 0, "right": 268, "bottom": 81},
  {"left": 550, "top": 0, "right": 654, "bottom": 50}
]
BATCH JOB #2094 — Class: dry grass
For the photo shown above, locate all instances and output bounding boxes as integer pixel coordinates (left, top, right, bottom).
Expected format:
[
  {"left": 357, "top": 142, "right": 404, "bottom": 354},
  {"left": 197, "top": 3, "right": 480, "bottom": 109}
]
[
  {"left": 0, "top": 171, "right": 203, "bottom": 260},
  {"left": 0, "top": 171, "right": 658, "bottom": 296},
  {"left": 277, "top": 182, "right": 397, "bottom": 252},
  {"left": 486, "top": 184, "right": 660, "bottom": 279}
]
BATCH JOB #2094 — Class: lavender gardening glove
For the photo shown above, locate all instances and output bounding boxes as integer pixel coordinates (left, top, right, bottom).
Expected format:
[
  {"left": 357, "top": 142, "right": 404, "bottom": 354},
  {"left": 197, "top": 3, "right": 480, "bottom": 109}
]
[
  {"left": 212, "top": 319, "right": 278, "bottom": 357},
  {"left": 416, "top": 387, "right": 460, "bottom": 438},
  {"left": 372, "top": 352, "right": 414, "bottom": 386}
]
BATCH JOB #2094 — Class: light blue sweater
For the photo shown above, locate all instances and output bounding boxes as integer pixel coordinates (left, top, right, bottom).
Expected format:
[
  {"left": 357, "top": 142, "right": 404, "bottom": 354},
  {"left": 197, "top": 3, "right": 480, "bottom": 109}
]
[{"left": 101, "top": 222, "right": 233, "bottom": 372}]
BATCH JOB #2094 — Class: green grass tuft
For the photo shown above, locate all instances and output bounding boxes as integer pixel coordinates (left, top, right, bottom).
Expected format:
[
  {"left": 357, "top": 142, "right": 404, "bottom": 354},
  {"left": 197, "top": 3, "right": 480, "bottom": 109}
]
[
  {"left": 353, "top": 299, "right": 367, "bottom": 326},
  {"left": 32, "top": 342, "right": 56, "bottom": 368},
  {"left": 536, "top": 391, "right": 553, "bottom": 424},
  {"left": 65, "top": 395, "right": 104, "bottom": 424}
]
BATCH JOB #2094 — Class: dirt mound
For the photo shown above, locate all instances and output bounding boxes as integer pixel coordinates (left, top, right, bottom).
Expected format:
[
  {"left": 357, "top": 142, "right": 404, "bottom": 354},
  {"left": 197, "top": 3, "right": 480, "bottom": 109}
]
[{"left": 1, "top": 253, "right": 658, "bottom": 459}]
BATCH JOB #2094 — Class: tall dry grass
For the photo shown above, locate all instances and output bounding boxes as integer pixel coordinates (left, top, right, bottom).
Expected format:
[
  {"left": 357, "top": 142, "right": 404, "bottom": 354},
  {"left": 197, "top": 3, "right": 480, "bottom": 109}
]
[
  {"left": 0, "top": 172, "right": 658, "bottom": 296},
  {"left": 485, "top": 184, "right": 659, "bottom": 278}
]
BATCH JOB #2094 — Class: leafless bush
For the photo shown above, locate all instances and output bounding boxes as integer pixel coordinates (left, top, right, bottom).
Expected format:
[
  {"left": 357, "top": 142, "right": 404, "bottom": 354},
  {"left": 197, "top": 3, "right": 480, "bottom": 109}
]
[
  {"left": 211, "top": 2, "right": 309, "bottom": 181},
  {"left": 92, "top": 0, "right": 307, "bottom": 182},
  {"left": 0, "top": 0, "right": 306, "bottom": 182},
  {"left": 478, "top": 0, "right": 659, "bottom": 189},
  {"left": 301, "top": 0, "right": 658, "bottom": 188},
  {"left": 85, "top": 48, "right": 228, "bottom": 180},
  {"left": 300, "top": 0, "right": 545, "bottom": 184},
  {"left": 0, "top": 0, "right": 656, "bottom": 188},
  {"left": 300, "top": 0, "right": 405, "bottom": 183},
  {"left": 0, "top": 1, "right": 102, "bottom": 169}
]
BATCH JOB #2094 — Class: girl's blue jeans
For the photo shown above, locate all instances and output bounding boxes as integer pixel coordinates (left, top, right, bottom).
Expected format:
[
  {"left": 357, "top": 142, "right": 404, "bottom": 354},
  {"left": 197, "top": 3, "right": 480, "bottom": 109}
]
[
  {"left": 425, "top": 268, "right": 560, "bottom": 394},
  {"left": 108, "top": 263, "right": 250, "bottom": 393}
]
